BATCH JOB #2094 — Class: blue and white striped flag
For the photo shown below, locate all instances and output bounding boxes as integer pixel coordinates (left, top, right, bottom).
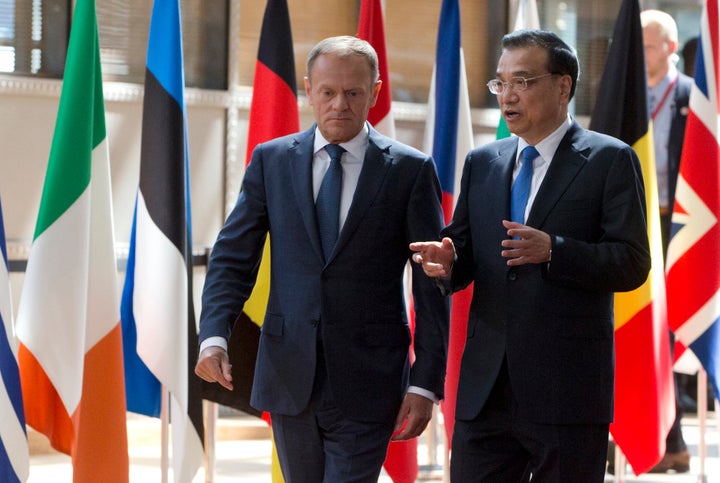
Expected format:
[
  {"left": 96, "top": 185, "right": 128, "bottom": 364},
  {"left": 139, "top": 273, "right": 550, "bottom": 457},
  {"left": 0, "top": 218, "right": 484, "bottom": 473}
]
[{"left": 0, "top": 196, "right": 29, "bottom": 483}]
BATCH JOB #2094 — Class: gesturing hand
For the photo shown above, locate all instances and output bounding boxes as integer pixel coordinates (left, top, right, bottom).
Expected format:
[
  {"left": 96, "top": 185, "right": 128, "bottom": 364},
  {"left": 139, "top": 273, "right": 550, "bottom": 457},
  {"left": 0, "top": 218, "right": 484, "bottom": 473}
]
[
  {"left": 409, "top": 237, "right": 455, "bottom": 279},
  {"left": 501, "top": 220, "right": 552, "bottom": 266}
]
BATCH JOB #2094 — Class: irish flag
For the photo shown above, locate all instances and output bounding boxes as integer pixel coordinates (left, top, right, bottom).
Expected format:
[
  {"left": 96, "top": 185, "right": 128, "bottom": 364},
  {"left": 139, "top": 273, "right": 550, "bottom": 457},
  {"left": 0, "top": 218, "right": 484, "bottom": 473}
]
[
  {"left": 15, "top": 0, "right": 128, "bottom": 481},
  {"left": 497, "top": 0, "right": 540, "bottom": 139}
]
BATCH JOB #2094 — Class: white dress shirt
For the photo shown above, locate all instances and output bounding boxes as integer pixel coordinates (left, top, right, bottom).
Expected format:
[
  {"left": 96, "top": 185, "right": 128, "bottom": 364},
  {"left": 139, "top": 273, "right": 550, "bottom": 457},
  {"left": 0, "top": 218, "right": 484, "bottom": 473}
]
[{"left": 514, "top": 115, "right": 572, "bottom": 222}]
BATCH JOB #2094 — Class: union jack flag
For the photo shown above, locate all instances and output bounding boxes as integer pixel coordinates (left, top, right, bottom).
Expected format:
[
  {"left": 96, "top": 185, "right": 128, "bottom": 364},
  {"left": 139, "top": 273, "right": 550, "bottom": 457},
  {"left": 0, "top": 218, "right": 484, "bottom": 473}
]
[{"left": 666, "top": 0, "right": 720, "bottom": 402}]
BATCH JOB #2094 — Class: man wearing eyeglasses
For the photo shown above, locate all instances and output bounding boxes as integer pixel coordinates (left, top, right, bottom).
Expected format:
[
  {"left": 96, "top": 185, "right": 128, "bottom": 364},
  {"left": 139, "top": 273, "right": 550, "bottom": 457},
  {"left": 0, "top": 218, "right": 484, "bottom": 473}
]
[{"left": 410, "top": 29, "right": 650, "bottom": 482}]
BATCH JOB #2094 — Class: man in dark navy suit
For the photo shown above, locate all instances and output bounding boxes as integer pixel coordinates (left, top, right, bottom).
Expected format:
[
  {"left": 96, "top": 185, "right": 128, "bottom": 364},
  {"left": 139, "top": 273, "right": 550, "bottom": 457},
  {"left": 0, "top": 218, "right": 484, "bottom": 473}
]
[
  {"left": 411, "top": 30, "right": 650, "bottom": 482},
  {"left": 196, "top": 36, "right": 448, "bottom": 483}
]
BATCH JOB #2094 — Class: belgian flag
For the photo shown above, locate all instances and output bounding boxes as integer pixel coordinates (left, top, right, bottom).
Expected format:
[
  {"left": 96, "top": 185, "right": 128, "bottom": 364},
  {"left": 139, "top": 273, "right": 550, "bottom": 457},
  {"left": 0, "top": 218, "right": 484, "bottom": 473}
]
[{"left": 589, "top": 0, "right": 675, "bottom": 474}]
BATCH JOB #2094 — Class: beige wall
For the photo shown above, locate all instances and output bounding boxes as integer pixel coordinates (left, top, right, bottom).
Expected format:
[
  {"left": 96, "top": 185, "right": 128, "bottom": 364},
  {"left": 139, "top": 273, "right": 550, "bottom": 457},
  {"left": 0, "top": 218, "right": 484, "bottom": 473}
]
[
  {"left": 236, "top": 0, "right": 492, "bottom": 107},
  {"left": 0, "top": 82, "right": 227, "bottom": 250},
  {"left": 0, "top": 80, "right": 227, "bottom": 313},
  {"left": 0, "top": 0, "right": 506, "bottom": 315}
]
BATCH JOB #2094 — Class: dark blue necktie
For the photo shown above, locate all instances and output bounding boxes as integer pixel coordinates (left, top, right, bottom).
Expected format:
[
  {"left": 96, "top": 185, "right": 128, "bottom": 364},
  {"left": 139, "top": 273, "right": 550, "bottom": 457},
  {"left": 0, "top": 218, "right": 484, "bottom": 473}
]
[
  {"left": 510, "top": 145, "right": 538, "bottom": 224},
  {"left": 316, "top": 144, "right": 345, "bottom": 260}
]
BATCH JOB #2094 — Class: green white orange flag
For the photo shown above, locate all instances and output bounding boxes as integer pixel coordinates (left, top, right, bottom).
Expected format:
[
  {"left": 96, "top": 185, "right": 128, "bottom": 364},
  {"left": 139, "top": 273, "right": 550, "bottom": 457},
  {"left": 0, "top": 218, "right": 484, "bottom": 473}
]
[
  {"left": 588, "top": 0, "right": 675, "bottom": 474},
  {"left": 15, "top": 0, "right": 128, "bottom": 481},
  {"left": 497, "top": 0, "right": 540, "bottom": 139}
]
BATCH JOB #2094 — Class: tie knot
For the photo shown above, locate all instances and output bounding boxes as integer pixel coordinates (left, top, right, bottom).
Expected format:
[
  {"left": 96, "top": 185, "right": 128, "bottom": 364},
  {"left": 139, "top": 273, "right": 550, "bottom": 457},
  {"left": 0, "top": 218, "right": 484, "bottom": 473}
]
[
  {"left": 521, "top": 145, "right": 539, "bottom": 163},
  {"left": 325, "top": 144, "right": 346, "bottom": 163}
]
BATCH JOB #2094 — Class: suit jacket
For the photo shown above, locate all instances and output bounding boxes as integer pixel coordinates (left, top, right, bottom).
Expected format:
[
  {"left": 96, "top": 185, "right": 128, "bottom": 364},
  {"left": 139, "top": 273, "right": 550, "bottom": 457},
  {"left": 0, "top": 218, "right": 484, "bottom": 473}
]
[
  {"left": 444, "top": 120, "right": 651, "bottom": 425},
  {"left": 199, "top": 124, "right": 449, "bottom": 423},
  {"left": 666, "top": 72, "right": 692, "bottom": 213}
]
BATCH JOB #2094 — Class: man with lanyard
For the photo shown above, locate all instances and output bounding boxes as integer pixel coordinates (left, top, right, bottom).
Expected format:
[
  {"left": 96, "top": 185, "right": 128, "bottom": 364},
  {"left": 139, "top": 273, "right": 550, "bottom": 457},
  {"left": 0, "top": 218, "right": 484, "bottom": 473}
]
[{"left": 641, "top": 8, "right": 694, "bottom": 474}]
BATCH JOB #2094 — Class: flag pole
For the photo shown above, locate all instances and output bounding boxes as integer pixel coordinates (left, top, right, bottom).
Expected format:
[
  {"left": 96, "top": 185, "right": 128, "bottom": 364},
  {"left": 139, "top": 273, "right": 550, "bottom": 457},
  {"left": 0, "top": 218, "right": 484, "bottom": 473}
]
[
  {"left": 426, "top": 407, "right": 438, "bottom": 470},
  {"left": 204, "top": 400, "right": 218, "bottom": 483},
  {"left": 697, "top": 369, "right": 708, "bottom": 483},
  {"left": 162, "top": 388, "right": 169, "bottom": 483},
  {"left": 419, "top": 405, "right": 442, "bottom": 478},
  {"left": 613, "top": 445, "right": 627, "bottom": 482},
  {"left": 715, "top": 398, "right": 720, "bottom": 483}
]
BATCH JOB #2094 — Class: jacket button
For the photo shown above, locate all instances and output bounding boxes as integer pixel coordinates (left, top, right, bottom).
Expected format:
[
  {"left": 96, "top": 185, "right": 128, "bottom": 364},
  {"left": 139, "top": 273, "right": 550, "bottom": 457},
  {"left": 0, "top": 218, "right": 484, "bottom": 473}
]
[
  {"left": 508, "top": 272, "right": 517, "bottom": 281},
  {"left": 310, "top": 319, "right": 319, "bottom": 327}
]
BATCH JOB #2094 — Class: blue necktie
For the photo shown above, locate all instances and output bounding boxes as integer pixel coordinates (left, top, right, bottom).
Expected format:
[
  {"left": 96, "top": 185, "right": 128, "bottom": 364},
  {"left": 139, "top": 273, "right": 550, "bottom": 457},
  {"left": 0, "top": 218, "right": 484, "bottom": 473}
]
[
  {"left": 510, "top": 145, "right": 538, "bottom": 224},
  {"left": 316, "top": 144, "right": 345, "bottom": 261}
]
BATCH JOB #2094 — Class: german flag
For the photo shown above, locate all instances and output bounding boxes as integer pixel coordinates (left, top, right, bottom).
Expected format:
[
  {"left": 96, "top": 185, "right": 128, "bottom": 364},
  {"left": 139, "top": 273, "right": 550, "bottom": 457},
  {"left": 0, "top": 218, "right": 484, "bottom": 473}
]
[{"left": 200, "top": 0, "right": 299, "bottom": 421}]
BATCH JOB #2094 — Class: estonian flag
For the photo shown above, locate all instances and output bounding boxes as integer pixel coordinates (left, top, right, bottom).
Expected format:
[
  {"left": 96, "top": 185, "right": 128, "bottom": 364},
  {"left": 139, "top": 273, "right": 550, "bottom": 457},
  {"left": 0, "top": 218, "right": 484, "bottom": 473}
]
[{"left": 120, "top": 0, "right": 204, "bottom": 481}]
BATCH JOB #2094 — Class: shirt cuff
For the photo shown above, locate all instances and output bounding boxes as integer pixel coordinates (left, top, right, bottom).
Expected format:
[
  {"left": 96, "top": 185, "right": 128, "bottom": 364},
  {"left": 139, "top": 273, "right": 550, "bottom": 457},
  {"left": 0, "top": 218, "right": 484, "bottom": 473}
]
[
  {"left": 199, "top": 336, "right": 228, "bottom": 354},
  {"left": 407, "top": 385, "right": 439, "bottom": 404}
]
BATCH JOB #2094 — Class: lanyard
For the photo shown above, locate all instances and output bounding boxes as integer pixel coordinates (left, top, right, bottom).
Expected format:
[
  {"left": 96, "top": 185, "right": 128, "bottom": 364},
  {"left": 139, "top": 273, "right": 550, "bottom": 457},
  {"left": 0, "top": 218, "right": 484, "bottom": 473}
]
[{"left": 650, "top": 74, "right": 678, "bottom": 121}]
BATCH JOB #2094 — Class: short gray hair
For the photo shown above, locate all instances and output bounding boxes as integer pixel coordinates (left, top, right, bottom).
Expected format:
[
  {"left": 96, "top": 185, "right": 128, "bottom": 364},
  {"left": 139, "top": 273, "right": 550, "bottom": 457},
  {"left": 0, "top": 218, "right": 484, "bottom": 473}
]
[
  {"left": 306, "top": 36, "right": 379, "bottom": 83},
  {"left": 641, "top": 9, "right": 679, "bottom": 44}
]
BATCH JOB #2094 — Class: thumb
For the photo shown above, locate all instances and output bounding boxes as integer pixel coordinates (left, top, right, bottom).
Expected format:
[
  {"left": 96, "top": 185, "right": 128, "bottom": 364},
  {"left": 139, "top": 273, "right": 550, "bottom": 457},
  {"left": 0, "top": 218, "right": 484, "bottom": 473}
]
[
  {"left": 394, "top": 400, "right": 409, "bottom": 431},
  {"left": 221, "top": 357, "right": 233, "bottom": 383}
]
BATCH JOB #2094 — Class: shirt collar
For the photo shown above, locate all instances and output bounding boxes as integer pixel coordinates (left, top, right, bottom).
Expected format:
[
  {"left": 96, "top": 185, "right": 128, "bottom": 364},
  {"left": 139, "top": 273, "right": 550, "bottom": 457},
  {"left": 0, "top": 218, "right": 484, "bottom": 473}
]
[
  {"left": 516, "top": 115, "right": 572, "bottom": 165},
  {"left": 313, "top": 123, "right": 369, "bottom": 162},
  {"left": 651, "top": 64, "right": 679, "bottom": 94}
]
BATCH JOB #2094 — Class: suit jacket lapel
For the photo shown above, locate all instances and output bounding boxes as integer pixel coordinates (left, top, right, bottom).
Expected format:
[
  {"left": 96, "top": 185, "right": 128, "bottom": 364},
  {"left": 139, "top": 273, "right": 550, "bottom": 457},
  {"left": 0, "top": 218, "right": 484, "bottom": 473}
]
[
  {"left": 331, "top": 128, "right": 391, "bottom": 259},
  {"left": 495, "top": 141, "right": 517, "bottom": 222},
  {"left": 289, "top": 127, "right": 325, "bottom": 262},
  {"left": 527, "top": 122, "right": 588, "bottom": 228}
]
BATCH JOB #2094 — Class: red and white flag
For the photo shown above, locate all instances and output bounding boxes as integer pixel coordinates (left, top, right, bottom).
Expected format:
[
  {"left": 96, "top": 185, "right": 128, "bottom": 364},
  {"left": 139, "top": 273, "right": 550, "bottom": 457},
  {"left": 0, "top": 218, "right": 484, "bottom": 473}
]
[
  {"left": 357, "top": 2, "right": 418, "bottom": 481},
  {"left": 358, "top": 0, "right": 395, "bottom": 138}
]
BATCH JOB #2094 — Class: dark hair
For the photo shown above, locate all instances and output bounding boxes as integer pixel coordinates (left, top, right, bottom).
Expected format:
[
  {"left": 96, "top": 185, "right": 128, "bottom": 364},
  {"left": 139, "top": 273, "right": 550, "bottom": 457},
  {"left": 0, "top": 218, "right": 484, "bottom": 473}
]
[
  {"left": 502, "top": 29, "right": 580, "bottom": 100},
  {"left": 682, "top": 36, "right": 698, "bottom": 77}
]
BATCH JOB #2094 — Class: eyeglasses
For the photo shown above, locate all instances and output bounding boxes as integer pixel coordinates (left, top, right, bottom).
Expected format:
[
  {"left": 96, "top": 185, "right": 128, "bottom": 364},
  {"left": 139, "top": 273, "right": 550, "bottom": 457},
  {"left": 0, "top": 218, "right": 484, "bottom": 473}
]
[{"left": 486, "top": 73, "right": 556, "bottom": 95}]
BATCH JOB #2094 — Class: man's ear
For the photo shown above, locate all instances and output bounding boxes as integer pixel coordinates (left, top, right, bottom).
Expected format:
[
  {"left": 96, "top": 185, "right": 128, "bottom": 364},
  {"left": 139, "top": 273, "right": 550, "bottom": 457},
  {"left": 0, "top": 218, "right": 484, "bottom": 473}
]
[
  {"left": 304, "top": 76, "right": 312, "bottom": 98},
  {"left": 559, "top": 74, "right": 572, "bottom": 99},
  {"left": 370, "top": 80, "right": 382, "bottom": 108}
]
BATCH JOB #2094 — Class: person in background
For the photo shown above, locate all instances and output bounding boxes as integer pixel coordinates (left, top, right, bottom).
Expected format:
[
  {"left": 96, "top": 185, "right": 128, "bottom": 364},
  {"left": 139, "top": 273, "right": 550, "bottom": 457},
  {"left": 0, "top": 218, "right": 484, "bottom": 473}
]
[
  {"left": 641, "top": 9, "right": 693, "bottom": 474},
  {"left": 681, "top": 35, "right": 698, "bottom": 77},
  {"left": 411, "top": 29, "right": 650, "bottom": 482},
  {"left": 195, "top": 36, "right": 449, "bottom": 482}
]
